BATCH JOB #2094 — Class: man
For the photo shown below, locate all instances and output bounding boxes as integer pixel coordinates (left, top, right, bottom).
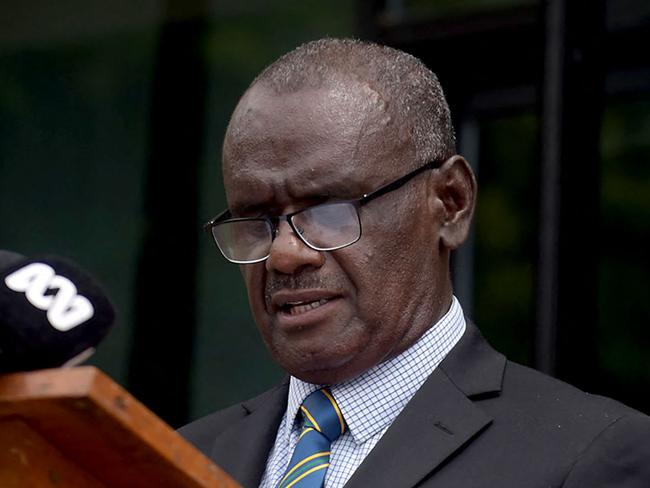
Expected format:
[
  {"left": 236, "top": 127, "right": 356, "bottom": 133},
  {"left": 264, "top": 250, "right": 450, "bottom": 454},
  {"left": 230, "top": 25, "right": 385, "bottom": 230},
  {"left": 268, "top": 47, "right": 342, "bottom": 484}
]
[{"left": 181, "top": 39, "right": 650, "bottom": 487}]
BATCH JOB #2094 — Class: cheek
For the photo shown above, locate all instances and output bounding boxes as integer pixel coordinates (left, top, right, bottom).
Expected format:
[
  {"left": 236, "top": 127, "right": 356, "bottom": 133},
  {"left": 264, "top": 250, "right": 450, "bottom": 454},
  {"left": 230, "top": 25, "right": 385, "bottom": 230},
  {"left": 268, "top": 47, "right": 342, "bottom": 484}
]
[
  {"left": 351, "top": 209, "right": 437, "bottom": 319},
  {"left": 242, "top": 265, "right": 269, "bottom": 322}
]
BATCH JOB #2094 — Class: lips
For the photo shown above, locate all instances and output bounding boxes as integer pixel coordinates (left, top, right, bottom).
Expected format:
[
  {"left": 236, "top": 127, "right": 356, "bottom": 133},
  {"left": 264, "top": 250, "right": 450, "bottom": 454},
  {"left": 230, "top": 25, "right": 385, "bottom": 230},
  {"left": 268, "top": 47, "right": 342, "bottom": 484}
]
[
  {"left": 270, "top": 289, "right": 341, "bottom": 327},
  {"left": 282, "top": 298, "right": 330, "bottom": 316}
]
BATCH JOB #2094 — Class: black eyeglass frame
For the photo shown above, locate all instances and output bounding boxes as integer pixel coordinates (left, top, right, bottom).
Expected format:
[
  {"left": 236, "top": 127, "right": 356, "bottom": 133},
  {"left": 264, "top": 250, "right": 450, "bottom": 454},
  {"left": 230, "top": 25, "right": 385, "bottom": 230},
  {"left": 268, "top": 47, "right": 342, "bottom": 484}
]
[{"left": 203, "top": 158, "right": 444, "bottom": 264}]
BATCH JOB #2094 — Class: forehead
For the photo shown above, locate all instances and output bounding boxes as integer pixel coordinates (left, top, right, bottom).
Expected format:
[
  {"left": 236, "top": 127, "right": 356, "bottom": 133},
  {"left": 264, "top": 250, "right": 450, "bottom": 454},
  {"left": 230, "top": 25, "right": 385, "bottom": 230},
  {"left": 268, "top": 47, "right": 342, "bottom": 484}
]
[{"left": 223, "top": 82, "right": 400, "bottom": 212}]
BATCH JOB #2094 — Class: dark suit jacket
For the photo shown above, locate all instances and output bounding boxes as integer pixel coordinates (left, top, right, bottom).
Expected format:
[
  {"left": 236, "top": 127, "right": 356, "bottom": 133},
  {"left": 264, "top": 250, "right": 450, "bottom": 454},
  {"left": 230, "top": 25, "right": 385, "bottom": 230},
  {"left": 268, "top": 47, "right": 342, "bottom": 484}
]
[{"left": 179, "top": 323, "right": 650, "bottom": 487}]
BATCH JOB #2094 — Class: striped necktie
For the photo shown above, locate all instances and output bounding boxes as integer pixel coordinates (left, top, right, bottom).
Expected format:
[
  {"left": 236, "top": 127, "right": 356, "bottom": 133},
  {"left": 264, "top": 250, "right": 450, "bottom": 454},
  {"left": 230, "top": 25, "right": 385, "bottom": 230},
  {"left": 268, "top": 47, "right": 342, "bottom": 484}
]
[{"left": 277, "top": 388, "right": 347, "bottom": 488}]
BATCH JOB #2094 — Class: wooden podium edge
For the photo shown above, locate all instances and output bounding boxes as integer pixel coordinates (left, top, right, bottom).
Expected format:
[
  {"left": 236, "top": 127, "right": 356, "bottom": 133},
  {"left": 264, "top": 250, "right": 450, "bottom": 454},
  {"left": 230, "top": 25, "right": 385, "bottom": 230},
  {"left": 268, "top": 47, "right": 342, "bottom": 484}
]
[{"left": 0, "top": 367, "right": 240, "bottom": 487}]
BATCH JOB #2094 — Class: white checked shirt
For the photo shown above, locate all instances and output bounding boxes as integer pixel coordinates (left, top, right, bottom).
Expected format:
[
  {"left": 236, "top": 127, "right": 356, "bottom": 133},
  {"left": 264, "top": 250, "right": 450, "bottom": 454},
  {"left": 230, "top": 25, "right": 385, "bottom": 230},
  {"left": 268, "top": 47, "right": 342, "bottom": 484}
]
[{"left": 259, "top": 296, "right": 466, "bottom": 488}]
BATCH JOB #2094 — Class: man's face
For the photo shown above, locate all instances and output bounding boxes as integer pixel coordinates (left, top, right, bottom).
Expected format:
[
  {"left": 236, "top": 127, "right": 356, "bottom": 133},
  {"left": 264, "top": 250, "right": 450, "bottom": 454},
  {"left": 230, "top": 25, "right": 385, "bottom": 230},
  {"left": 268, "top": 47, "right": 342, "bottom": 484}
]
[{"left": 222, "top": 81, "right": 452, "bottom": 384}]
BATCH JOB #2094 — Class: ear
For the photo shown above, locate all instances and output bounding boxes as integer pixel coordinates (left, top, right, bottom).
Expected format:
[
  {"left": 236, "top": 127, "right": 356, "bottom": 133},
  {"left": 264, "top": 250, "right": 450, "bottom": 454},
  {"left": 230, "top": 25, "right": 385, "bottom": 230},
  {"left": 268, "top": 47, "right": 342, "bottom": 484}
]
[{"left": 431, "top": 155, "right": 477, "bottom": 250}]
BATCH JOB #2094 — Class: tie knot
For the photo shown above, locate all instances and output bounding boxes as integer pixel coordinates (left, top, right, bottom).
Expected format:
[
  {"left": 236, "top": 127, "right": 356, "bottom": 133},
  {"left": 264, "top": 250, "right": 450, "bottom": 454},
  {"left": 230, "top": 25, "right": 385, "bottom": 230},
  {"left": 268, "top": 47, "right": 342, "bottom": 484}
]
[{"left": 300, "top": 388, "right": 346, "bottom": 442}]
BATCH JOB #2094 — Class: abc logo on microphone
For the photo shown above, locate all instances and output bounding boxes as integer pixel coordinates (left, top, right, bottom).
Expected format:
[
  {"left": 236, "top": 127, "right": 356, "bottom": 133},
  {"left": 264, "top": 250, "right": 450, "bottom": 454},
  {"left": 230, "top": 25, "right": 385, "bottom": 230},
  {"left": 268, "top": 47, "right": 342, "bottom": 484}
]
[
  {"left": 0, "top": 251, "right": 115, "bottom": 373},
  {"left": 5, "top": 262, "right": 95, "bottom": 331}
]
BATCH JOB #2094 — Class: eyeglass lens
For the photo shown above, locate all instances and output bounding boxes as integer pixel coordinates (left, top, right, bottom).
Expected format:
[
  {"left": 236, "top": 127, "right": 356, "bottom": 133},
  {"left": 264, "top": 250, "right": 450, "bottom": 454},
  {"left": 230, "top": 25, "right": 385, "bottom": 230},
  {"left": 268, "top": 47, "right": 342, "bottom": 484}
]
[
  {"left": 212, "top": 219, "right": 272, "bottom": 263},
  {"left": 212, "top": 202, "right": 361, "bottom": 263},
  {"left": 293, "top": 202, "right": 360, "bottom": 250}
]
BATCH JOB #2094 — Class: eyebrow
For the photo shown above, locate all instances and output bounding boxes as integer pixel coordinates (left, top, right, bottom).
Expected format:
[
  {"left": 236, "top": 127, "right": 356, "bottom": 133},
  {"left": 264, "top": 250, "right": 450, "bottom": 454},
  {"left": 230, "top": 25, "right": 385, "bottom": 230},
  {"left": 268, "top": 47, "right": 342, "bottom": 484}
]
[
  {"left": 288, "top": 182, "right": 361, "bottom": 202},
  {"left": 231, "top": 191, "right": 343, "bottom": 218},
  {"left": 230, "top": 202, "right": 269, "bottom": 218}
]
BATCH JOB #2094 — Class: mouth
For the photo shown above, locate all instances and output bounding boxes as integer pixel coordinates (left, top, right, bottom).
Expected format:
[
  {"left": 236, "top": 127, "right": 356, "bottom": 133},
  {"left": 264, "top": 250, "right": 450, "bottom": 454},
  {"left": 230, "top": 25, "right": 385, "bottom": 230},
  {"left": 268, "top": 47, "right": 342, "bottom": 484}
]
[
  {"left": 270, "top": 289, "right": 342, "bottom": 329},
  {"left": 280, "top": 298, "right": 331, "bottom": 316}
]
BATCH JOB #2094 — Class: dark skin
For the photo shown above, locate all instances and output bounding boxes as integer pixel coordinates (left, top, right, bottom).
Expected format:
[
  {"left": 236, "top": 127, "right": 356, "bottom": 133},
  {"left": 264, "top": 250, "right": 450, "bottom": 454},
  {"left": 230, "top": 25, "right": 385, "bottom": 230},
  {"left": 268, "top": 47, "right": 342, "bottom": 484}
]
[{"left": 222, "top": 80, "right": 476, "bottom": 385}]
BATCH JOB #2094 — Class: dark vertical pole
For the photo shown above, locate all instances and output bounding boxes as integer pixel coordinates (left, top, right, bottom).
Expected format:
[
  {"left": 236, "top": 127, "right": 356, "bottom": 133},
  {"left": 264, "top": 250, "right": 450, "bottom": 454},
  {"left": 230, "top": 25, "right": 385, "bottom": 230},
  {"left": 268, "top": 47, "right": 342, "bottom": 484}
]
[
  {"left": 536, "top": 0, "right": 605, "bottom": 384},
  {"left": 537, "top": 0, "right": 564, "bottom": 376},
  {"left": 129, "top": 1, "right": 207, "bottom": 427}
]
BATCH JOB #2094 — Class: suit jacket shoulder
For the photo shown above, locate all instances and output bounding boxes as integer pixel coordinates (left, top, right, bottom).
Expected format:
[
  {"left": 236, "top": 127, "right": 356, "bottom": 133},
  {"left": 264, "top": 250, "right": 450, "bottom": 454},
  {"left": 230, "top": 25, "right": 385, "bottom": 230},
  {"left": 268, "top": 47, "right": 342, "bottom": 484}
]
[
  {"left": 497, "top": 359, "right": 639, "bottom": 429},
  {"left": 178, "top": 399, "right": 248, "bottom": 457},
  {"left": 484, "top": 360, "right": 650, "bottom": 487},
  {"left": 562, "top": 411, "right": 650, "bottom": 487}
]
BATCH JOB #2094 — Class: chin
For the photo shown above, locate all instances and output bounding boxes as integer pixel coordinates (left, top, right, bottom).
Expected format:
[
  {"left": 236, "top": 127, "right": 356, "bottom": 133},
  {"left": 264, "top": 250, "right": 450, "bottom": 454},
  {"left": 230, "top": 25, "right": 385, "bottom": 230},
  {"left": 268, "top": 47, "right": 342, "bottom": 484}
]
[
  {"left": 263, "top": 321, "right": 377, "bottom": 384},
  {"left": 280, "top": 351, "right": 369, "bottom": 385},
  {"left": 290, "top": 368, "right": 349, "bottom": 386}
]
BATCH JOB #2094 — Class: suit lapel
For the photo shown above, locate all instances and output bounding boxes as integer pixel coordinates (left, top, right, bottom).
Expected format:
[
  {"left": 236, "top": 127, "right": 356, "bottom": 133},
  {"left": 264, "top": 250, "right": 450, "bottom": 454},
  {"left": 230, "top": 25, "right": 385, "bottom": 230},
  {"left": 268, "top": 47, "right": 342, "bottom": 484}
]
[
  {"left": 210, "top": 381, "right": 289, "bottom": 488},
  {"left": 344, "top": 369, "right": 492, "bottom": 488},
  {"left": 345, "top": 322, "right": 505, "bottom": 488}
]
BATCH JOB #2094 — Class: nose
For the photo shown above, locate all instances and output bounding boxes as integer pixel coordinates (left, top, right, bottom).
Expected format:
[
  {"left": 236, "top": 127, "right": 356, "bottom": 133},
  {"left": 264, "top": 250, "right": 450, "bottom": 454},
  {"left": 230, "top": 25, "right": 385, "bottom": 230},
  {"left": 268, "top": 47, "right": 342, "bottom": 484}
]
[{"left": 265, "top": 221, "right": 325, "bottom": 275}]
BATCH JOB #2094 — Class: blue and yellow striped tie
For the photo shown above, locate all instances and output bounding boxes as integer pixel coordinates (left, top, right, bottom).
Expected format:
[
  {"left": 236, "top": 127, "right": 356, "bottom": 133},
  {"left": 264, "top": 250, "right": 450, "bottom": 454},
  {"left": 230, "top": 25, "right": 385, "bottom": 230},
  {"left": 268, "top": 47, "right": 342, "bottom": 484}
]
[{"left": 277, "top": 388, "right": 346, "bottom": 488}]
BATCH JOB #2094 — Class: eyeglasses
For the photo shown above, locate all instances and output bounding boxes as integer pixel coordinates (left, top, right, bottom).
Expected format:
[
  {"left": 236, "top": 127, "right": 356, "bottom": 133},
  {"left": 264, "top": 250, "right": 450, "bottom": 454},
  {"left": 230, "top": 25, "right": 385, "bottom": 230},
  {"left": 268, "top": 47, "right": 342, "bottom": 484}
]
[{"left": 204, "top": 159, "right": 443, "bottom": 264}]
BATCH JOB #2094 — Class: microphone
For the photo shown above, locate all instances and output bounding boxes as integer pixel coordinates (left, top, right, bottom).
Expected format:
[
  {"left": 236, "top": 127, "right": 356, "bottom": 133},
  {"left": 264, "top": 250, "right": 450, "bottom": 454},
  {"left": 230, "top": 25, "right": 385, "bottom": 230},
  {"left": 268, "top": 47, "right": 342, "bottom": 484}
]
[{"left": 0, "top": 250, "right": 115, "bottom": 373}]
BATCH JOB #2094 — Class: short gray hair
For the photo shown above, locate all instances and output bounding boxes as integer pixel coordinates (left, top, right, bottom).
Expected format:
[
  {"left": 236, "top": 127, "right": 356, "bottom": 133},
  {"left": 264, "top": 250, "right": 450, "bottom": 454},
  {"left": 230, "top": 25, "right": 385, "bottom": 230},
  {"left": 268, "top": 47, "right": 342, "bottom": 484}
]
[{"left": 251, "top": 38, "right": 456, "bottom": 165}]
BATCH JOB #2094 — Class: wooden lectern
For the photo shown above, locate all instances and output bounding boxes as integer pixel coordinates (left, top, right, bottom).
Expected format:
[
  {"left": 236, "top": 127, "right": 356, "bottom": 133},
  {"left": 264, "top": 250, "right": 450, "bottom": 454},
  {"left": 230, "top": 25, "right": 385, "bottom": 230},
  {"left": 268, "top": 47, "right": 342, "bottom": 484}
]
[{"left": 0, "top": 366, "right": 240, "bottom": 487}]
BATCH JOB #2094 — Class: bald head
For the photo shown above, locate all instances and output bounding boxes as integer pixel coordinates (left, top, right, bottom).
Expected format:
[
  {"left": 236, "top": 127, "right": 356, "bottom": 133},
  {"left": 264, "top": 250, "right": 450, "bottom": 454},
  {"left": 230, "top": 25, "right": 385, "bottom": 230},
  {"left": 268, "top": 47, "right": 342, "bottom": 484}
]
[{"left": 226, "top": 38, "right": 455, "bottom": 170}]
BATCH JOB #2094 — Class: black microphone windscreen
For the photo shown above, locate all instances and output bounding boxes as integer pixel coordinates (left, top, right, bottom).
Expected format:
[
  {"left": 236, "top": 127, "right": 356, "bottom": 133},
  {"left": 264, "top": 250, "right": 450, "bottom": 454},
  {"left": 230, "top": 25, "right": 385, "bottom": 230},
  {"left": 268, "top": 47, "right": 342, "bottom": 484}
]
[{"left": 0, "top": 253, "right": 115, "bottom": 372}]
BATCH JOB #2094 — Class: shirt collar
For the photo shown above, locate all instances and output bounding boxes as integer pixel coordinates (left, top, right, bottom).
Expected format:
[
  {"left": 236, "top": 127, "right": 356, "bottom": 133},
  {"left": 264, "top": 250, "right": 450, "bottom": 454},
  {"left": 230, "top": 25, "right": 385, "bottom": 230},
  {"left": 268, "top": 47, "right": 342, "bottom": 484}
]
[{"left": 283, "top": 296, "right": 466, "bottom": 445}]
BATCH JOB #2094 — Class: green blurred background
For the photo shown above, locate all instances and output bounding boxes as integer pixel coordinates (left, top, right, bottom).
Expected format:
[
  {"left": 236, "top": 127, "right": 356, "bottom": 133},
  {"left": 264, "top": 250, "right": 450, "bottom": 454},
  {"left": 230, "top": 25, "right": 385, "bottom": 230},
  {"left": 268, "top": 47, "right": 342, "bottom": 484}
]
[{"left": 1, "top": 0, "right": 648, "bottom": 426}]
